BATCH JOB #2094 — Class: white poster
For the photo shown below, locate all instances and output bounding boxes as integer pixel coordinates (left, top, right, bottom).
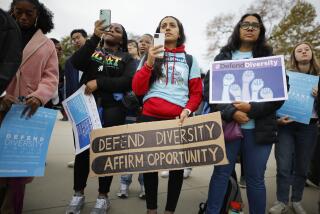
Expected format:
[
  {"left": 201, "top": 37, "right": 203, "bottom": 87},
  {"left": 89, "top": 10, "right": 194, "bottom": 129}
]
[{"left": 62, "top": 85, "right": 102, "bottom": 154}]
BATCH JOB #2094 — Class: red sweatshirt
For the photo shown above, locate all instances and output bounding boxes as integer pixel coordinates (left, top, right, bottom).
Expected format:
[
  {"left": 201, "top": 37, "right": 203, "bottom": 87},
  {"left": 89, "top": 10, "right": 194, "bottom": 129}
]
[{"left": 132, "top": 45, "right": 203, "bottom": 119}]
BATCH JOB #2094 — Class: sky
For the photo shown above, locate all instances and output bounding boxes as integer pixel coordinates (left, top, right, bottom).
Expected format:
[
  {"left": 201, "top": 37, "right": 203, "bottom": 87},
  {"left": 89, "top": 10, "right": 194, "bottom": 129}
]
[{"left": 1, "top": 0, "right": 319, "bottom": 71}]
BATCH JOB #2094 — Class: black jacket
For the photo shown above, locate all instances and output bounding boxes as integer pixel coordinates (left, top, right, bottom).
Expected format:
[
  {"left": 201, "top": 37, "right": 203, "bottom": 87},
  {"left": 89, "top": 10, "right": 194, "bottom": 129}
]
[
  {"left": 0, "top": 9, "right": 22, "bottom": 94},
  {"left": 204, "top": 50, "right": 286, "bottom": 144},
  {"left": 71, "top": 35, "right": 136, "bottom": 108}
]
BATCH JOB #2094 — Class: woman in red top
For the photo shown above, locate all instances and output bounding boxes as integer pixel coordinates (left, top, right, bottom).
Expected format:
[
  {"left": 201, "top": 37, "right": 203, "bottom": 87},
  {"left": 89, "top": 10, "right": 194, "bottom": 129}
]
[{"left": 132, "top": 16, "right": 202, "bottom": 214}]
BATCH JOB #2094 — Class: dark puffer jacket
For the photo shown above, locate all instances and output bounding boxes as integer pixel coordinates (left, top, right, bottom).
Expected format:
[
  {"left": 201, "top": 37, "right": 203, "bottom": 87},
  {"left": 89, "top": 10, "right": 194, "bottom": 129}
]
[
  {"left": 0, "top": 9, "right": 22, "bottom": 94},
  {"left": 204, "top": 50, "right": 287, "bottom": 144}
]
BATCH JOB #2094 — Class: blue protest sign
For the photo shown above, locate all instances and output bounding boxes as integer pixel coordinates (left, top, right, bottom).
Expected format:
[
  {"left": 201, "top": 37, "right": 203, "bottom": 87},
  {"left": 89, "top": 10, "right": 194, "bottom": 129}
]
[
  {"left": 277, "top": 71, "right": 319, "bottom": 124},
  {"left": 0, "top": 105, "right": 57, "bottom": 177}
]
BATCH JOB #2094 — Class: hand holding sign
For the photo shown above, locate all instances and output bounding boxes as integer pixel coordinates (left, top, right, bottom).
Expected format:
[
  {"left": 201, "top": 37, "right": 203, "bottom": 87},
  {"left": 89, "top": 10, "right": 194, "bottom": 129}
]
[
  {"left": 1, "top": 94, "right": 17, "bottom": 112},
  {"left": 233, "top": 101, "right": 251, "bottom": 113},
  {"left": 312, "top": 86, "right": 318, "bottom": 97},
  {"left": 232, "top": 111, "right": 249, "bottom": 124},
  {"left": 84, "top": 80, "right": 98, "bottom": 95},
  {"left": 178, "top": 109, "right": 190, "bottom": 126},
  {"left": 21, "top": 97, "right": 41, "bottom": 118}
]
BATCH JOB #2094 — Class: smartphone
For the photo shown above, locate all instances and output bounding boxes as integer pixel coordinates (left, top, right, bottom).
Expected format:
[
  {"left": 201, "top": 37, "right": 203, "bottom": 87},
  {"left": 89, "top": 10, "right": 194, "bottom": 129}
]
[
  {"left": 99, "top": 9, "right": 111, "bottom": 29},
  {"left": 153, "top": 33, "right": 165, "bottom": 57}
]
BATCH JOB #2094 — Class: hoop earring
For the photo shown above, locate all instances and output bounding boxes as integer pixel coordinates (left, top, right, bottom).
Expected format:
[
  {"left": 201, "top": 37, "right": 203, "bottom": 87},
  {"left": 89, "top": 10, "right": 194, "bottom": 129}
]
[{"left": 34, "top": 17, "right": 38, "bottom": 27}]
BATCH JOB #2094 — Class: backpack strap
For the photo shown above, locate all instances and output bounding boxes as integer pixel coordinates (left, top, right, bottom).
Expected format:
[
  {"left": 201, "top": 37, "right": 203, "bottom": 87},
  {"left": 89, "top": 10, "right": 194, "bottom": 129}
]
[
  {"left": 184, "top": 53, "right": 193, "bottom": 81},
  {"left": 137, "top": 54, "right": 147, "bottom": 71}
]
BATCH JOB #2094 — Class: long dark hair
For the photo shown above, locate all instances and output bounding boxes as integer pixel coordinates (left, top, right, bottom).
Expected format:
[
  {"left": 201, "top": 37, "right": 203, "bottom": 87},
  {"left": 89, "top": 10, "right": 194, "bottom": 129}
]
[
  {"left": 120, "top": 25, "right": 128, "bottom": 52},
  {"left": 150, "top": 16, "right": 186, "bottom": 84},
  {"left": 221, "top": 13, "right": 272, "bottom": 57},
  {"left": 9, "top": 0, "right": 54, "bottom": 34}
]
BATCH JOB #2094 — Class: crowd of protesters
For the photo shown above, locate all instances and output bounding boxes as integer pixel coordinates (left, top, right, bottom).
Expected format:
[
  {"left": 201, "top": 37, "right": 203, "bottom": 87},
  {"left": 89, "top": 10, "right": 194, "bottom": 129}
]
[{"left": 0, "top": 0, "right": 319, "bottom": 214}]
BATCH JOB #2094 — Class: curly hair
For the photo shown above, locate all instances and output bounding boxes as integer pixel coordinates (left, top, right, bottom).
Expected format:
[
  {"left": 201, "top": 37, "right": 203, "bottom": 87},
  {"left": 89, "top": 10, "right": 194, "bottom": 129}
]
[
  {"left": 9, "top": 0, "right": 54, "bottom": 34},
  {"left": 221, "top": 13, "right": 272, "bottom": 57}
]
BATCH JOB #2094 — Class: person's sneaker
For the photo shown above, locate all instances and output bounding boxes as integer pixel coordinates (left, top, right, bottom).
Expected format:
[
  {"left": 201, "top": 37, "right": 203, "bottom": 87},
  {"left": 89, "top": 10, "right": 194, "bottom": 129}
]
[
  {"left": 183, "top": 168, "right": 192, "bottom": 179},
  {"left": 292, "top": 201, "right": 306, "bottom": 214},
  {"left": 90, "top": 196, "right": 110, "bottom": 214},
  {"left": 139, "top": 185, "right": 146, "bottom": 199},
  {"left": 239, "top": 176, "right": 246, "bottom": 188},
  {"left": 67, "top": 160, "right": 75, "bottom": 168},
  {"left": 160, "top": 171, "right": 169, "bottom": 178},
  {"left": 65, "top": 193, "right": 85, "bottom": 214},
  {"left": 117, "top": 183, "right": 129, "bottom": 198},
  {"left": 269, "top": 201, "right": 288, "bottom": 214}
]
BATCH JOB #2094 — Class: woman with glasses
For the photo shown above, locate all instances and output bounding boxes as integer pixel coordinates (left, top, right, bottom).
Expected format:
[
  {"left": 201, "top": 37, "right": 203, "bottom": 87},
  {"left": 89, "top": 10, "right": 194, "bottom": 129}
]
[{"left": 203, "top": 13, "right": 285, "bottom": 214}]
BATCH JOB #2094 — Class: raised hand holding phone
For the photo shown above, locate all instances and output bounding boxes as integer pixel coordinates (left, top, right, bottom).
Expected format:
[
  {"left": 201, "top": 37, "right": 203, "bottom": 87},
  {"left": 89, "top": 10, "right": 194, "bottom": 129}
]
[
  {"left": 94, "top": 20, "right": 107, "bottom": 38},
  {"left": 146, "top": 33, "right": 165, "bottom": 67}
]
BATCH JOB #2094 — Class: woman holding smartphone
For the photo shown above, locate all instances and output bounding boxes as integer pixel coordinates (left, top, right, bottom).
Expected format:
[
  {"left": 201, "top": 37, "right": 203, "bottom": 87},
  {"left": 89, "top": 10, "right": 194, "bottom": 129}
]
[
  {"left": 65, "top": 20, "right": 136, "bottom": 214},
  {"left": 203, "top": 13, "right": 285, "bottom": 214},
  {"left": 132, "top": 16, "right": 203, "bottom": 214}
]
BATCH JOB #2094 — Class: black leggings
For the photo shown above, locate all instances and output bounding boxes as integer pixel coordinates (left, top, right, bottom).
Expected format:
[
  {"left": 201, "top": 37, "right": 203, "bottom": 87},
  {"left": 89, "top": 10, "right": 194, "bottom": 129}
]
[
  {"left": 73, "top": 105, "right": 126, "bottom": 193},
  {"left": 138, "top": 114, "right": 184, "bottom": 212},
  {"left": 143, "top": 170, "right": 184, "bottom": 212}
]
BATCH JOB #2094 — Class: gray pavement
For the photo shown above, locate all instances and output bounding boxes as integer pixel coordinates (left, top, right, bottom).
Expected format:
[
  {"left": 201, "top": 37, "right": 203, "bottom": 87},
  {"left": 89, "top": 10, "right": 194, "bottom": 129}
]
[{"left": 23, "top": 118, "right": 319, "bottom": 214}]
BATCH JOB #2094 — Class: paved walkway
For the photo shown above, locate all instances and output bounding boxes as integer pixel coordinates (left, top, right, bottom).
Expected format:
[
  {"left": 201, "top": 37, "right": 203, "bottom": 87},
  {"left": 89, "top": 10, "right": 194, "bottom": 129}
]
[{"left": 23, "top": 119, "right": 319, "bottom": 214}]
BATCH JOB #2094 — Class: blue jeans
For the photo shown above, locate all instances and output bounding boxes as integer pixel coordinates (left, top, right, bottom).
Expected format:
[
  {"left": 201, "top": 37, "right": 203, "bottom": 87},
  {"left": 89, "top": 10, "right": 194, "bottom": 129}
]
[
  {"left": 275, "top": 122, "right": 318, "bottom": 203},
  {"left": 120, "top": 173, "right": 144, "bottom": 186},
  {"left": 206, "top": 129, "right": 272, "bottom": 214}
]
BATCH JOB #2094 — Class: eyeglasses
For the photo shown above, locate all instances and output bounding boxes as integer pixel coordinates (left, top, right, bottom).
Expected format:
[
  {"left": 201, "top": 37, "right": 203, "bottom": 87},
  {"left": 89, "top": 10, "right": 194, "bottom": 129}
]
[{"left": 240, "top": 22, "right": 260, "bottom": 31}]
